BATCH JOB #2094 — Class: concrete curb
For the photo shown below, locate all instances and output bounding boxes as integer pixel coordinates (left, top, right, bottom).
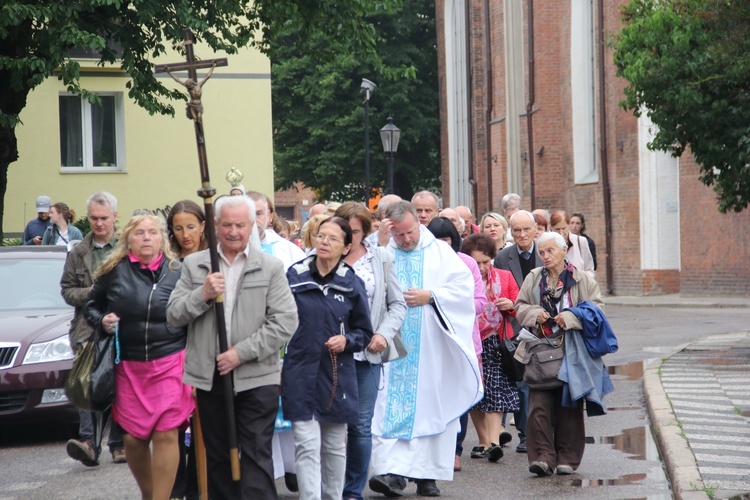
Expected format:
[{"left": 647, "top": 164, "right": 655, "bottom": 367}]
[
  {"left": 604, "top": 295, "right": 750, "bottom": 309},
  {"left": 643, "top": 343, "right": 710, "bottom": 500}
]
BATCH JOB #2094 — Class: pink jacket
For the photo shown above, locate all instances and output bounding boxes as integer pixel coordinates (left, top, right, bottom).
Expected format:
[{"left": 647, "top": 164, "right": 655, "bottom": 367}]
[{"left": 458, "top": 252, "right": 487, "bottom": 358}]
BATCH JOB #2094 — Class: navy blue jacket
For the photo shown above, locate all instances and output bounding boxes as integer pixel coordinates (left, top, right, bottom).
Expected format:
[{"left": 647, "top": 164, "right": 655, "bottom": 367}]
[
  {"left": 564, "top": 301, "right": 618, "bottom": 358},
  {"left": 281, "top": 256, "right": 374, "bottom": 425},
  {"left": 22, "top": 217, "right": 52, "bottom": 245}
]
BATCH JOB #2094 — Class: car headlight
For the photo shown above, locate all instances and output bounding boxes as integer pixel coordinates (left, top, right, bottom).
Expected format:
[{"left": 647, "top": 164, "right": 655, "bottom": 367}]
[{"left": 22, "top": 335, "right": 75, "bottom": 365}]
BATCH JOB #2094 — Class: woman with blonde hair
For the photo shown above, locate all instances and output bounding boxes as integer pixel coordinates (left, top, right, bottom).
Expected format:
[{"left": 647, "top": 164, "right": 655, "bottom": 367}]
[
  {"left": 84, "top": 214, "right": 193, "bottom": 499},
  {"left": 300, "top": 213, "right": 330, "bottom": 254},
  {"left": 480, "top": 212, "right": 509, "bottom": 252}
]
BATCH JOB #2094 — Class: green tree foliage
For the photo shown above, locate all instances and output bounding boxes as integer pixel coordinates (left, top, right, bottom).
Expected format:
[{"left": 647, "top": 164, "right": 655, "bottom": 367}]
[
  {"left": 270, "top": 0, "right": 440, "bottom": 201},
  {"left": 0, "top": 0, "right": 405, "bottom": 238},
  {"left": 613, "top": 0, "right": 750, "bottom": 213}
]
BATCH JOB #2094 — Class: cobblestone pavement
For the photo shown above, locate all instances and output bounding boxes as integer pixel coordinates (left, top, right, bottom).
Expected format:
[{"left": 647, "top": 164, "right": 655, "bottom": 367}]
[{"left": 658, "top": 331, "right": 750, "bottom": 498}]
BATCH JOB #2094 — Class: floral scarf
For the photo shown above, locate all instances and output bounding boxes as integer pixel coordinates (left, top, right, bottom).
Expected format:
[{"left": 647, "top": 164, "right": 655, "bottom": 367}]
[
  {"left": 538, "top": 260, "right": 576, "bottom": 336},
  {"left": 478, "top": 267, "right": 513, "bottom": 340}
]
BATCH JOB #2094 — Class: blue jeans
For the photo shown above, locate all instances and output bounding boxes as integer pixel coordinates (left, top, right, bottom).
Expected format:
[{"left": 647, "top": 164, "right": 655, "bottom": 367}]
[
  {"left": 514, "top": 381, "right": 529, "bottom": 442},
  {"left": 343, "top": 360, "right": 381, "bottom": 500},
  {"left": 455, "top": 412, "right": 469, "bottom": 456},
  {"left": 79, "top": 408, "right": 124, "bottom": 454}
]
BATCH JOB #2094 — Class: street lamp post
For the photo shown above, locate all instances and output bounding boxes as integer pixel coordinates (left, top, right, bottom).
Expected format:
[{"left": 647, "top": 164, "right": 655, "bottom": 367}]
[
  {"left": 361, "top": 79, "right": 376, "bottom": 204},
  {"left": 379, "top": 117, "right": 401, "bottom": 194}
]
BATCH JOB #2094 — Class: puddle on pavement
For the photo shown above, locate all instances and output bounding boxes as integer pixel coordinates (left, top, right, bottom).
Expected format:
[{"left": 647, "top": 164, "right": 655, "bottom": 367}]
[
  {"left": 564, "top": 473, "right": 647, "bottom": 487},
  {"left": 607, "top": 406, "right": 642, "bottom": 412},
  {"left": 575, "top": 419, "right": 669, "bottom": 492}
]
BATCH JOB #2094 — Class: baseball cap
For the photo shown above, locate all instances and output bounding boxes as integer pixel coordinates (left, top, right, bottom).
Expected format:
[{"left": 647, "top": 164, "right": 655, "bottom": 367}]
[{"left": 36, "top": 195, "right": 51, "bottom": 212}]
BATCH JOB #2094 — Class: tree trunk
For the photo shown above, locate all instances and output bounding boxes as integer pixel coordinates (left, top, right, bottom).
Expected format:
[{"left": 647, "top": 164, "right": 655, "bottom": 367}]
[{"left": 0, "top": 124, "right": 18, "bottom": 243}]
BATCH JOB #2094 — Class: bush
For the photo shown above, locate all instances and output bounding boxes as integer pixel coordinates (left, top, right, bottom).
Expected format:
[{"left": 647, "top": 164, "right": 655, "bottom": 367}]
[{"left": 74, "top": 216, "right": 90, "bottom": 236}]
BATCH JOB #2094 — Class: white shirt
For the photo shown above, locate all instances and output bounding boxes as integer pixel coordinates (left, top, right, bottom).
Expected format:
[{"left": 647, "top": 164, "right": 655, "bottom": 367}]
[{"left": 218, "top": 243, "right": 250, "bottom": 343}]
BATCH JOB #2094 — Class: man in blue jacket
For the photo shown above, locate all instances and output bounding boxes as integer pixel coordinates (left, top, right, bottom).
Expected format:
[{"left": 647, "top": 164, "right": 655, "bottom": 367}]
[{"left": 22, "top": 195, "right": 52, "bottom": 245}]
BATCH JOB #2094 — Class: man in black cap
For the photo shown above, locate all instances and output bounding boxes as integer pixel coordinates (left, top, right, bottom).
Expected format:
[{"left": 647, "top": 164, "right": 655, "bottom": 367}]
[{"left": 22, "top": 195, "right": 52, "bottom": 245}]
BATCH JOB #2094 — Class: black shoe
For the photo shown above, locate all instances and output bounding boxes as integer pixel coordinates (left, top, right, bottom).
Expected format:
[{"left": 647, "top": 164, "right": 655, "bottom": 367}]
[
  {"left": 469, "top": 446, "right": 486, "bottom": 458},
  {"left": 516, "top": 439, "right": 527, "bottom": 453},
  {"left": 369, "top": 474, "right": 407, "bottom": 497},
  {"left": 499, "top": 431, "right": 513, "bottom": 446},
  {"left": 416, "top": 479, "right": 440, "bottom": 497},
  {"left": 284, "top": 472, "right": 299, "bottom": 492},
  {"left": 66, "top": 439, "right": 99, "bottom": 467},
  {"left": 486, "top": 443, "right": 504, "bottom": 462},
  {"left": 529, "top": 461, "right": 553, "bottom": 477}
]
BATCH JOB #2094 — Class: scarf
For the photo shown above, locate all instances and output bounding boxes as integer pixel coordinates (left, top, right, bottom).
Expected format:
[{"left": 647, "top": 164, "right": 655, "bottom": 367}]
[
  {"left": 538, "top": 260, "right": 576, "bottom": 336},
  {"left": 478, "top": 267, "right": 513, "bottom": 340}
]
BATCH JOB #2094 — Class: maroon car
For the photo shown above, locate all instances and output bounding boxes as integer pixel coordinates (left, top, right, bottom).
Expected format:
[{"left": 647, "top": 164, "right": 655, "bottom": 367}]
[{"left": 0, "top": 246, "right": 77, "bottom": 423}]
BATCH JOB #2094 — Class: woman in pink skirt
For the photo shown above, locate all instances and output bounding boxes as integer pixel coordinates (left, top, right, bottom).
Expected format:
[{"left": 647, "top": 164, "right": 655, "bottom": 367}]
[{"left": 85, "top": 213, "right": 193, "bottom": 500}]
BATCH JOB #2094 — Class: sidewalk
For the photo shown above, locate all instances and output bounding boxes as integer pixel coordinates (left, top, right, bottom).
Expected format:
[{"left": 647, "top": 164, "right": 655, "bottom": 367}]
[
  {"left": 605, "top": 294, "right": 750, "bottom": 498},
  {"left": 643, "top": 330, "right": 750, "bottom": 499},
  {"left": 604, "top": 294, "right": 750, "bottom": 309}
]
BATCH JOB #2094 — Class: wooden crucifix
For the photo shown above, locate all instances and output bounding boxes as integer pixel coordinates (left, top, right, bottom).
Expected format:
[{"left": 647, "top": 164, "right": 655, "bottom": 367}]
[{"left": 154, "top": 28, "right": 240, "bottom": 484}]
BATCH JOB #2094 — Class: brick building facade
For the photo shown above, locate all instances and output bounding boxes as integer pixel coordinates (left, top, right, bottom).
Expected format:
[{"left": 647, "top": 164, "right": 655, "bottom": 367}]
[
  {"left": 273, "top": 182, "right": 318, "bottom": 224},
  {"left": 436, "top": 0, "right": 750, "bottom": 296}
]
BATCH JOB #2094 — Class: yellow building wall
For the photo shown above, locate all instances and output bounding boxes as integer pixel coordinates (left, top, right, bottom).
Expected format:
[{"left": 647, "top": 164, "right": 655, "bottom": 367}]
[{"left": 5, "top": 44, "right": 273, "bottom": 234}]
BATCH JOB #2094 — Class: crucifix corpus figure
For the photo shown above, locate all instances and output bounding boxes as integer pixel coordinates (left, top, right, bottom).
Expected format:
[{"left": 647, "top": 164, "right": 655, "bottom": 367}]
[
  {"left": 154, "top": 31, "right": 227, "bottom": 145},
  {"left": 165, "top": 64, "right": 216, "bottom": 122}
]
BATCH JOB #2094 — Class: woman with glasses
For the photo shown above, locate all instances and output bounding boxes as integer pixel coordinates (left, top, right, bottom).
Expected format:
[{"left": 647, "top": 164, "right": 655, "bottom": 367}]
[{"left": 282, "top": 217, "right": 375, "bottom": 500}]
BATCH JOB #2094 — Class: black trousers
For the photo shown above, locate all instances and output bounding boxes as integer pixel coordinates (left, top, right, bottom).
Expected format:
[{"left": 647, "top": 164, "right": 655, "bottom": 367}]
[{"left": 196, "top": 369, "right": 279, "bottom": 500}]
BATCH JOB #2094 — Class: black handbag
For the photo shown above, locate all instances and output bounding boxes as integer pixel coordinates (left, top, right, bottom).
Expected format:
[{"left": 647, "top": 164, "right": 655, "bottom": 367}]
[
  {"left": 89, "top": 324, "right": 117, "bottom": 412},
  {"left": 497, "top": 318, "right": 525, "bottom": 382},
  {"left": 517, "top": 331, "right": 565, "bottom": 390}
]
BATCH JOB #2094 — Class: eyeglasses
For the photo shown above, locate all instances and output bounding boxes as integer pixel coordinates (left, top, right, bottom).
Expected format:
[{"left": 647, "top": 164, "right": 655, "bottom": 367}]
[{"left": 314, "top": 233, "right": 343, "bottom": 245}]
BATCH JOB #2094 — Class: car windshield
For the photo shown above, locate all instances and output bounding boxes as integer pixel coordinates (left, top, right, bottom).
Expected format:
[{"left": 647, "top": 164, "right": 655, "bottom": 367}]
[{"left": 0, "top": 258, "right": 70, "bottom": 311}]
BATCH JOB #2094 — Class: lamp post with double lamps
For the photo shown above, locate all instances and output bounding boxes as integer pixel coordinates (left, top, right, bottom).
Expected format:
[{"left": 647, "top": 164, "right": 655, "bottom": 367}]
[{"left": 379, "top": 117, "right": 401, "bottom": 194}]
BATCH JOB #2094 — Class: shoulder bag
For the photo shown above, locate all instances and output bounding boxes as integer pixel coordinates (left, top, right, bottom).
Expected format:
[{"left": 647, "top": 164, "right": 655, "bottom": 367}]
[{"left": 516, "top": 329, "right": 565, "bottom": 390}]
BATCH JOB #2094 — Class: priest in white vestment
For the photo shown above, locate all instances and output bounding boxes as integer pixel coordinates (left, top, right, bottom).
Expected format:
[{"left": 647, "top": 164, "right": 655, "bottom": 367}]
[{"left": 369, "top": 201, "right": 483, "bottom": 497}]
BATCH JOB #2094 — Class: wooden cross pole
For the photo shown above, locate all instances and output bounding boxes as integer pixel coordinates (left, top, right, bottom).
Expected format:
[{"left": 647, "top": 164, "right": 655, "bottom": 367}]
[{"left": 154, "top": 29, "right": 240, "bottom": 483}]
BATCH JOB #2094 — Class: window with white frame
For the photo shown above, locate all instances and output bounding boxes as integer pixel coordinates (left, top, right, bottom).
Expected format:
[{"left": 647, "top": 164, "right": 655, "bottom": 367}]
[
  {"left": 59, "top": 93, "right": 125, "bottom": 171},
  {"left": 570, "top": 0, "right": 598, "bottom": 184}
]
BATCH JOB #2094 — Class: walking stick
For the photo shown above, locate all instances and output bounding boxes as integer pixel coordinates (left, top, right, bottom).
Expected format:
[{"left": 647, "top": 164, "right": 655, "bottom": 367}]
[
  {"left": 154, "top": 29, "right": 240, "bottom": 481},
  {"left": 192, "top": 389, "right": 208, "bottom": 499}
]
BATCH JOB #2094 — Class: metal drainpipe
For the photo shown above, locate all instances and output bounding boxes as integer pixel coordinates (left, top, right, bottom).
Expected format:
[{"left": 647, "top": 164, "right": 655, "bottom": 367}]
[
  {"left": 526, "top": 0, "right": 536, "bottom": 210},
  {"left": 465, "top": 0, "right": 477, "bottom": 213},
  {"left": 597, "top": 0, "right": 614, "bottom": 295},
  {"left": 484, "top": 0, "right": 493, "bottom": 215}
]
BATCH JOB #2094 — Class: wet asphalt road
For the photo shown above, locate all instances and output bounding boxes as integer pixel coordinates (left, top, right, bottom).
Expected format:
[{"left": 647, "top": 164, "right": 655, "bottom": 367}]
[{"left": 2, "top": 304, "right": 750, "bottom": 499}]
